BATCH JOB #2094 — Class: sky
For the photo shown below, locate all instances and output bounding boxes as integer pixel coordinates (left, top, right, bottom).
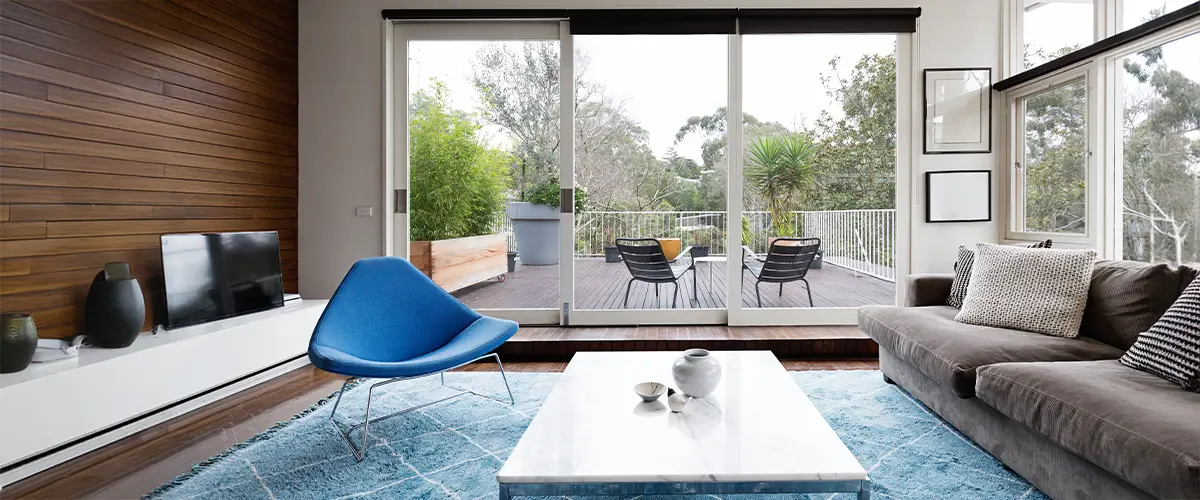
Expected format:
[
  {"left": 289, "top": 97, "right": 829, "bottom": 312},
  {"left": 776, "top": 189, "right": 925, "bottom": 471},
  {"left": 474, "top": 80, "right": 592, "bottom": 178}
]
[
  {"left": 409, "top": 34, "right": 894, "bottom": 163},
  {"left": 408, "top": 5, "right": 1198, "bottom": 162}
]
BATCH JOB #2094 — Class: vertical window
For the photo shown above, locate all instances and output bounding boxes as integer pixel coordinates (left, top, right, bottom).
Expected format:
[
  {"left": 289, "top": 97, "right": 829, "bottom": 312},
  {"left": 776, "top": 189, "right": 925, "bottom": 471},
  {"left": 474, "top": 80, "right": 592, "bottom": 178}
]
[
  {"left": 1016, "top": 77, "right": 1089, "bottom": 234},
  {"left": 1119, "top": 32, "right": 1200, "bottom": 264},
  {"left": 1119, "top": 0, "right": 1191, "bottom": 32},
  {"left": 1022, "top": 0, "right": 1095, "bottom": 68}
]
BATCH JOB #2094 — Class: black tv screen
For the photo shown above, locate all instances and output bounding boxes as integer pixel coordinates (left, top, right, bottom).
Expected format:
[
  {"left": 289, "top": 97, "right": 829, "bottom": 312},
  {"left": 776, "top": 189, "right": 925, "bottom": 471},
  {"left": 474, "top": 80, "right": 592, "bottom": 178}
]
[{"left": 161, "top": 231, "right": 284, "bottom": 329}]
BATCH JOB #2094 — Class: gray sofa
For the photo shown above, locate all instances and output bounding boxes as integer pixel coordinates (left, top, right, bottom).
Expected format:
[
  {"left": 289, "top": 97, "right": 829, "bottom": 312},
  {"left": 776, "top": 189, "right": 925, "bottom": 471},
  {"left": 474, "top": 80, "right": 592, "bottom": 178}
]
[{"left": 858, "top": 260, "right": 1200, "bottom": 500}]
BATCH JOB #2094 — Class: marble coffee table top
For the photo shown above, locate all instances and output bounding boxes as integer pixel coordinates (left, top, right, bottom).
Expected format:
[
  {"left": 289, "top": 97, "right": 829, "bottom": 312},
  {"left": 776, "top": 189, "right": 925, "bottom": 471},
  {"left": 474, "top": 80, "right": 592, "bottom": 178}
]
[{"left": 497, "top": 351, "right": 867, "bottom": 484}]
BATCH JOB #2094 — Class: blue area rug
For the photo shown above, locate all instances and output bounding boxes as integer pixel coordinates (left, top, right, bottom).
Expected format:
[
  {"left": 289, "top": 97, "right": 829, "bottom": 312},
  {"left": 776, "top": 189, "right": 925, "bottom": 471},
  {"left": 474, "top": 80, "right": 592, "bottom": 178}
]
[{"left": 147, "top": 371, "right": 1047, "bottom": 500}]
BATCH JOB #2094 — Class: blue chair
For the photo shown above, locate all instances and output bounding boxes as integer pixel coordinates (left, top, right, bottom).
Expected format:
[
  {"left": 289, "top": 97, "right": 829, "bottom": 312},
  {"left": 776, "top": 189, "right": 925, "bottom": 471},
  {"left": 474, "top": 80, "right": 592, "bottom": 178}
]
[{"left": 308, "top": 257, "right": 519, "bottom": 461}]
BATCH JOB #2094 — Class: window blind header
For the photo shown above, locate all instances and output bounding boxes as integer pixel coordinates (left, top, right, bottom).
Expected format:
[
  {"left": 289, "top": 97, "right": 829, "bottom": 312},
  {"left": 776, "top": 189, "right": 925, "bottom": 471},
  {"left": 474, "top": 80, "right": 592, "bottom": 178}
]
[{"left": 380, "top": 8, "right": 922, "bottom": 34}]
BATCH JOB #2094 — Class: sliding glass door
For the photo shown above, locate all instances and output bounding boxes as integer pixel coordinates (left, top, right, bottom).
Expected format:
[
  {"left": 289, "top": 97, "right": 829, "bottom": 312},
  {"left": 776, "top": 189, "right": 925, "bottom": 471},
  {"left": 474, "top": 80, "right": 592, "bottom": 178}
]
[
  {"left": 389, "top": 18, "right": 913, "bottom": 326},
  {"left": 393, "top": 23, "right": 564, "bottom": 324},
  {"left": 732, "top": 33, "right": 901, "bottom": 325}
]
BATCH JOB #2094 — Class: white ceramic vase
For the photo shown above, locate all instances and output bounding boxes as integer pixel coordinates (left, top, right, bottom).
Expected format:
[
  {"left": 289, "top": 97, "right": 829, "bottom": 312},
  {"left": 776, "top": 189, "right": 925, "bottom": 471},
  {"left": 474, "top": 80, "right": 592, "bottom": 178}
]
[{"left": 672, "top": 348, "right": 722, "bottom": 398}]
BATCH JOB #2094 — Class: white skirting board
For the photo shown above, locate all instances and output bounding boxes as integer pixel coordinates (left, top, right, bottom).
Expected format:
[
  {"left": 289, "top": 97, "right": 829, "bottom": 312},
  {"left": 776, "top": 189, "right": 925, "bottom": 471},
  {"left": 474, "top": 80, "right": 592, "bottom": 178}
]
[{"left": 0, "top": 300, "right": 328, "bottom": 487}]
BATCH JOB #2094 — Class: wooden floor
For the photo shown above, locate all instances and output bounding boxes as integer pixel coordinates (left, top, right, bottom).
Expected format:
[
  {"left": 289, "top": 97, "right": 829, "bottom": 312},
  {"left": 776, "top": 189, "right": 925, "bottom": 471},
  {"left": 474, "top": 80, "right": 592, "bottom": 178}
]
[
  {"left": 454, "top": 257, "right": 895, "bottom": 310},
  {"left": 2, "top": 355, "right": 878, "bottom": 500}
]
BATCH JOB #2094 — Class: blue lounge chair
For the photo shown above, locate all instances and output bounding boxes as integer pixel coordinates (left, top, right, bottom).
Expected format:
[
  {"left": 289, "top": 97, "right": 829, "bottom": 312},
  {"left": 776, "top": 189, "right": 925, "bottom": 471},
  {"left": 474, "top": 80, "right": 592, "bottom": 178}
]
[{"left": 308, "top": 257, "right": 519, "bottom": 461}]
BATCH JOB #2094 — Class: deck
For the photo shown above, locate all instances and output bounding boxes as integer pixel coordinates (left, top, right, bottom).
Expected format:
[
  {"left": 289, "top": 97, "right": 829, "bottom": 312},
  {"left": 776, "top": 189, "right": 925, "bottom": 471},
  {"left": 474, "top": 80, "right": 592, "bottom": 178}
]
[{"left": 452, "top": 257, "right": 895, "bottom": 310}]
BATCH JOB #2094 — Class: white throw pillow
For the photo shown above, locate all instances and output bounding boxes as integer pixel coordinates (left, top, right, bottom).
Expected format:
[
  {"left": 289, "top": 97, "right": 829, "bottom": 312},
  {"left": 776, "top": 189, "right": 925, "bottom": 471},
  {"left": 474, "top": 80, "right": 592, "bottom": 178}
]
[{"left": 955, "top": 243, "right": 1096, "bottom": 338}]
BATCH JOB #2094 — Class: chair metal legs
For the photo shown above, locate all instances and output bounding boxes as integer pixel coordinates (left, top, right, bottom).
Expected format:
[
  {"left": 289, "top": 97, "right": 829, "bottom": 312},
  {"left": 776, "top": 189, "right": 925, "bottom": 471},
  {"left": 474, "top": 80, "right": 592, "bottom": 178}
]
[
  {"left": 802, "top": 278, "right": 814, "bottom": 307},
  {"left": 326, "top": 352, "right": 515, "bottom": 462},
  {"left": 623, "top": 278, "right": 635, "bottom": 308},
  {"left": 755, "top": 281, "right": 762, "bottom": 307}
]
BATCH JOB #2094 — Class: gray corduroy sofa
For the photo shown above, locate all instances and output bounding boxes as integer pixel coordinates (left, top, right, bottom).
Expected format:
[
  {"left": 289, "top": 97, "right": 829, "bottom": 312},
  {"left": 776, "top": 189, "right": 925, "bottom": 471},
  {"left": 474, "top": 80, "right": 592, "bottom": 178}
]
[{"left": 858, "top": 260, "right": 1200, "bottom": 500}]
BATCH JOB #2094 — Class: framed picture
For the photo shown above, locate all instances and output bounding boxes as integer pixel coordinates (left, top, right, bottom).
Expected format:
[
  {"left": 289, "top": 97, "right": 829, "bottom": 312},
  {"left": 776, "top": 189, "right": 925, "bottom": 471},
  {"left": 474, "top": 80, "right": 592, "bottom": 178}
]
[
  {"left": 923, "top": 68, "right": 991, "bottom": 154},
  {"left": 926, "top": 170, "right": 991, "bottom": 223}
]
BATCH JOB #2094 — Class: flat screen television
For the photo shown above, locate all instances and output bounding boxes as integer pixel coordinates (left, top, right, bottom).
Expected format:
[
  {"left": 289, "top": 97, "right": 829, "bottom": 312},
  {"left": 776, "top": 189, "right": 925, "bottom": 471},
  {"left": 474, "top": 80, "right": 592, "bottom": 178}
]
[{"left": 161, "top": 231, "right": 284, "bottom": 329}]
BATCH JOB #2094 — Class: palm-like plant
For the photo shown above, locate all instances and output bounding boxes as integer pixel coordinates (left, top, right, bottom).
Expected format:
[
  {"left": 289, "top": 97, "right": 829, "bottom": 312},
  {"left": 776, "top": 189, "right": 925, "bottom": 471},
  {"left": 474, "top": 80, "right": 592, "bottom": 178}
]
[{"left": 745, "top": 134, "right": 817, "bottom": 237}]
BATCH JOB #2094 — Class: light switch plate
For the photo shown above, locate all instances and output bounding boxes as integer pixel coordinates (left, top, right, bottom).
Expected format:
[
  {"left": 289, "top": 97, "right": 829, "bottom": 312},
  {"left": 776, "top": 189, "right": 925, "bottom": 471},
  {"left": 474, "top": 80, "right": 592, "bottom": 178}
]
[{"left": 355, "top": 206, "right": 373, "bottom": 217}]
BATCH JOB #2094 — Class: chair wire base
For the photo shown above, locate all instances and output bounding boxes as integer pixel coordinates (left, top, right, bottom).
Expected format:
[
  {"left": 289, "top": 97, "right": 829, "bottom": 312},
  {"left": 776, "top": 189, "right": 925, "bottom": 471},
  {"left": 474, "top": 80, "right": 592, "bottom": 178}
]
[{"left": 326, "top": 352, "right": 515, "bottom": 462}]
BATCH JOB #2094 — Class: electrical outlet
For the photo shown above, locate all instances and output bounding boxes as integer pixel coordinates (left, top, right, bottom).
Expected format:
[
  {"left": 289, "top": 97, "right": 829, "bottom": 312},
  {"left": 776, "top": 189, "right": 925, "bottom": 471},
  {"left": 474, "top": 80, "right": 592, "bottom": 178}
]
[{"left": 355, "top": 206, "right": 373, "bottom": 217}]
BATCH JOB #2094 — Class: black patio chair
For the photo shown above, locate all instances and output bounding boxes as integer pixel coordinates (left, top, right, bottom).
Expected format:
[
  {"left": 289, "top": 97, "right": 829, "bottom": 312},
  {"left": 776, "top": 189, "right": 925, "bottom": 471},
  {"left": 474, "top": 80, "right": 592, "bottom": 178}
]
[
  {"left": 742, "top": 237, "right": 821, "bottom": 307},
  {"left": 615, "top": 238, "right": 696, "bottom": 308}
]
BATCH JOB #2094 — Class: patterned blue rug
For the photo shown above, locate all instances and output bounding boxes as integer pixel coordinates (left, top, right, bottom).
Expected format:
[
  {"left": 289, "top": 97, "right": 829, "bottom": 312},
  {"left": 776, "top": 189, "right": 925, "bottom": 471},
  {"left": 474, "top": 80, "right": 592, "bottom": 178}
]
[{"left": 147, "top": 370, "right": 1047, "bottom": 500}]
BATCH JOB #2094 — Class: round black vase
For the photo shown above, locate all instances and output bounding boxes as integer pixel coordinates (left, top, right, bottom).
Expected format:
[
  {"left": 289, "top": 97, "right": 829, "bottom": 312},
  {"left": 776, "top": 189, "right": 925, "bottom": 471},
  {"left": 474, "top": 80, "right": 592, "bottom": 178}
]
[
  {"left": 1, "top": 313, "right": 38, "bottom": 374},
  {"left": 84, "top": 277, "right": 146, "bottom": 348}
]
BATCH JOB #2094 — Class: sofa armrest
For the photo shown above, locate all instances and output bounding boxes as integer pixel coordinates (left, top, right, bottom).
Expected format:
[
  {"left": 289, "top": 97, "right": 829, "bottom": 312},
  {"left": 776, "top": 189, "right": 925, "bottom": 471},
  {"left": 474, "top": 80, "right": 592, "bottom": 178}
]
[{"left": 904, "top": 274, "right": 955, "bottom": 307}]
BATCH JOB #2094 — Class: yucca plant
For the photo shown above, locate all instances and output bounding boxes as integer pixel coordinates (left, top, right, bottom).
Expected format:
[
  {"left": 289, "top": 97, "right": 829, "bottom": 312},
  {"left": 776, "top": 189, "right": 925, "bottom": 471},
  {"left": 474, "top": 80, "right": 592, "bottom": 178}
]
[{"left": 745, "top": 134, "right": 817, "bottom": 237}]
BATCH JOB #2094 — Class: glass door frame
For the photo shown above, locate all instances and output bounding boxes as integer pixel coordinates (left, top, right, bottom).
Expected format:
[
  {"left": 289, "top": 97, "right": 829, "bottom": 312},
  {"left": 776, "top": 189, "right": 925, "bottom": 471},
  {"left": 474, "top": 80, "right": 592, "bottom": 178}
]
[
  {"left": 388, "top": 21, "right": 564, "bottom": 325},
  {"left": 387, "top": 21, "right": 914, "bottom": 327}
]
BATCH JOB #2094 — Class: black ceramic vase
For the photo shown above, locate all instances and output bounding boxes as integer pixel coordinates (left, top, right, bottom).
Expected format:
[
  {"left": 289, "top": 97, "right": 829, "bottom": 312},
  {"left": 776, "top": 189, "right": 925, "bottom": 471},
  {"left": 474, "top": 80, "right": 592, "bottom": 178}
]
[
  {"left": 1, "top": 313, "right": 38, "bottom": 374},
  {"left": 84, "top": 270, "right": 146, "bottom": 348}
]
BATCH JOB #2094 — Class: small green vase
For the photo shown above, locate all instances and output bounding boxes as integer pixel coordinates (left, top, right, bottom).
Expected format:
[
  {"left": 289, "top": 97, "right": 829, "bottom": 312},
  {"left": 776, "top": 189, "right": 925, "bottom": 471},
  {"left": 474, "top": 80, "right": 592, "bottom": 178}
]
[{"left": 1, "top": 313, "right": 38, "bottom": 374}]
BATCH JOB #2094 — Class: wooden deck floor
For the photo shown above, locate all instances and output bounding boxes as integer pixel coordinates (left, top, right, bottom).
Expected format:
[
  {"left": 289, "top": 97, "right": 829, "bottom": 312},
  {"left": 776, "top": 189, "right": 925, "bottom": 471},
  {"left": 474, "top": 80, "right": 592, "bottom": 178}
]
[{"left": 453, "top": 257, "right": 895, "bottom": 309}]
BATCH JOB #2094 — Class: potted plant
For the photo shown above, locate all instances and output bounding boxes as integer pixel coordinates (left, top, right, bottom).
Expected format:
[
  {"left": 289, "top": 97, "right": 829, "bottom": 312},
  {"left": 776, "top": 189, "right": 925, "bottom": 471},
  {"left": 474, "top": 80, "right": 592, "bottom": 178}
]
[
  {"left": 409, "top": 83, "right": 511, "bottom": 291},
  {"left": 508, "top": 179, "right": 587, "bottom": 266},
  {"left": 687, "top": 226, "right": 713, "bottom": 258}
]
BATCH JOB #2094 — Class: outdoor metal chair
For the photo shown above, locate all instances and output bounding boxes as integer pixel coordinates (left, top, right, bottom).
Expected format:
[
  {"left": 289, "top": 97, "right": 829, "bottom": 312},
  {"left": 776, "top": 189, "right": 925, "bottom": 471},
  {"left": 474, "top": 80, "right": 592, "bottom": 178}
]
[
  {"left": 742, "top": 237, "right": 821, "bottom": 307},
  {"left": 615, "top": 238, "right": 696, "bottom": 308}
]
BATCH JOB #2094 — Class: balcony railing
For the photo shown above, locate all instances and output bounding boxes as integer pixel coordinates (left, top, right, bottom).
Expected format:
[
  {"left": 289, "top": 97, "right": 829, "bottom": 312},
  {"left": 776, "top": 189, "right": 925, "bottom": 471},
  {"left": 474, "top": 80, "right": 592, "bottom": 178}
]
[{"left": 502, "top": 209, "right": 896, "bottom": 282}]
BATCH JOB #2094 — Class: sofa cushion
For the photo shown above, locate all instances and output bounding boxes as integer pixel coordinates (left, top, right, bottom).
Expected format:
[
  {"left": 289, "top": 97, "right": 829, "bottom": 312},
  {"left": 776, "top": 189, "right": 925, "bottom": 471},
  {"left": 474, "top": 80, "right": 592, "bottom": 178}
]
[
  {"left": 946, "top": 239, "right": 1051, "bottom": 308},
  {"left": 977, "top": 360, "right": 1200, "bottom": 500},
  {"left": 858, "top": 305, "right": 1124, "bottom": 398},
  {"left": 1081, "top": 260, "right": 1190, "bottom": 350},
  {"left": 955, "top": 243, "right": 1096, "bottom": 338}
]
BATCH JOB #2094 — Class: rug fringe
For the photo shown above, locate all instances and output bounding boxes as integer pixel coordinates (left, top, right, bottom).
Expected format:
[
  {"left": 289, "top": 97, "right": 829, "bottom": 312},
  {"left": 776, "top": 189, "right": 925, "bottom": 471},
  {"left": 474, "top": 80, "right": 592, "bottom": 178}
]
[{"left": 142, "top": 378, "right": 365, "bottom": 499}]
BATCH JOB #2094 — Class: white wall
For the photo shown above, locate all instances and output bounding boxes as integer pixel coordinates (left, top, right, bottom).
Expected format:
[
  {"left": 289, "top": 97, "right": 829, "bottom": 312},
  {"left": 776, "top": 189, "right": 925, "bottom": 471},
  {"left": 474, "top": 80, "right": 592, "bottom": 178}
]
[{"left": 299, "top": 0, "right": 1001, "bottom": 299}]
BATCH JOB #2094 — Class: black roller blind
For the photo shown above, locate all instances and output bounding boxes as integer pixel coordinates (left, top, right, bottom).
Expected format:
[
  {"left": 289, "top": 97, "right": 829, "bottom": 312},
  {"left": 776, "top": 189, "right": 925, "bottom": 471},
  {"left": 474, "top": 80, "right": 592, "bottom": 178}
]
[{"left": 382, "top": 8, "right": 922, "bottom": 35}]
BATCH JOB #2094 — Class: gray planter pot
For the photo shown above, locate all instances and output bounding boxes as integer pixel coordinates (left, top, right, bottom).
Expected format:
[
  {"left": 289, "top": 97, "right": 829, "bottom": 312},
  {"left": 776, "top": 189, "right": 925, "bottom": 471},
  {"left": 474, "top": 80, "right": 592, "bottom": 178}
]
[{"left": 507, "top": 202, "right": 560, "bottom": 266}]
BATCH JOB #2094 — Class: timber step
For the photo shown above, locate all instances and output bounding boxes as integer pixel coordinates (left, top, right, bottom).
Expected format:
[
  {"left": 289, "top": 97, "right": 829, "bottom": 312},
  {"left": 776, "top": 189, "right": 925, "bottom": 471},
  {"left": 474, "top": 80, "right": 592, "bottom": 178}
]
[{"left": 496, "top": 325, "right": 878, "bottom": 361}]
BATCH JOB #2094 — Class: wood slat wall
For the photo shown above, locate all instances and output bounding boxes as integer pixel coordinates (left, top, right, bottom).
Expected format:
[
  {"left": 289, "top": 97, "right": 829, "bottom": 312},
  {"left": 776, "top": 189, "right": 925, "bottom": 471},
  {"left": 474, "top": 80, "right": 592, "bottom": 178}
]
[{"left": 0, "top": 0, "right": 298, "bottom": 339}]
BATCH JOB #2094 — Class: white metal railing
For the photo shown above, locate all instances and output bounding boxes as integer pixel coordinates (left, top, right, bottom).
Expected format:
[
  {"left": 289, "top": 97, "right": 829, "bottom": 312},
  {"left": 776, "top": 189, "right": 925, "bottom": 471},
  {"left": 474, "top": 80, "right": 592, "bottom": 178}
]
[{"left": 502, "top": 209, "right": 896, "bottom": 282}]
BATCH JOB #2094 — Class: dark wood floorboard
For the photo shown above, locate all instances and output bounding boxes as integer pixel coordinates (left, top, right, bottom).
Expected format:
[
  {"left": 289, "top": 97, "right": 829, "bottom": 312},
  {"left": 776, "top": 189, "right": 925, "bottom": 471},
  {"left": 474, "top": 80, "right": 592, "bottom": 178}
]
[
  {"left": 453, "top": 257, "right": 896, "bottom": 309},
  {"left": 2, "top": 354, "right": 878, "bottom": 500}
]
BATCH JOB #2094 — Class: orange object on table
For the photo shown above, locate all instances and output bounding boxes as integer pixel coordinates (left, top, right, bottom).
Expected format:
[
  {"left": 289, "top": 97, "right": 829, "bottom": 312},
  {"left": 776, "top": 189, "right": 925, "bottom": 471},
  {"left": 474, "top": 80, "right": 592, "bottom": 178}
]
[{"left": 656, "top": 238, "right": 682, "bottom": 261}]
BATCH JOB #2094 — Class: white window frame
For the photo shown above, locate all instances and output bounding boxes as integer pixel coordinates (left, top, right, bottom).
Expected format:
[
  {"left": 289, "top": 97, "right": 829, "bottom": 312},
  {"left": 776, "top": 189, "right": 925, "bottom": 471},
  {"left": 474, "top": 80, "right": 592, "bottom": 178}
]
[
  {"left": 999, "top": 16, "right": 1200, "bottom": 255},
  {"left": 1101, "top": 19, "right": 1200, "bottom": 260},
  {"left": 1002, "top": 64, "right": 1099, "bottom": 246}
]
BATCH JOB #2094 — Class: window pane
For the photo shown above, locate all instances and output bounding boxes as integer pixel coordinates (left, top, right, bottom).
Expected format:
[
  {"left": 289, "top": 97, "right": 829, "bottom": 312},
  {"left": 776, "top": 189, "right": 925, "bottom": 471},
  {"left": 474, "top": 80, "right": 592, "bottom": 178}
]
[
  {"left": 741, "top": 34, "right": 897, "bottom": 308},
  {"left": 572, "top": 35, "right": 728, "bottom": 310},
  {"left": 1120, "top": 0, "right": 1190, "bottom": 32},
  {"left": 1120, "top": 32, "right": 1200, "bottom": 265},
  {"left": 1020, "top": 78, "right": 1088, "bottom": 234},
  {"left": 408, "top": 39, "right": 561, "bottom": 310},
  {"left": 1024, "top": 1, "right": 1094, "bottom": 68}
]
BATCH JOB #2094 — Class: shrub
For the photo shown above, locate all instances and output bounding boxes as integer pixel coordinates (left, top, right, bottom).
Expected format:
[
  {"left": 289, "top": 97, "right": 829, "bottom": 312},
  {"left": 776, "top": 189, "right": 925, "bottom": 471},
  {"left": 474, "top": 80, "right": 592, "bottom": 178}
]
[
  {"left": 409, "top": 83, "right": 512, "bottom": 241},
  {"left": 526, "top": 178, "right": 588, "bottom": 214}
]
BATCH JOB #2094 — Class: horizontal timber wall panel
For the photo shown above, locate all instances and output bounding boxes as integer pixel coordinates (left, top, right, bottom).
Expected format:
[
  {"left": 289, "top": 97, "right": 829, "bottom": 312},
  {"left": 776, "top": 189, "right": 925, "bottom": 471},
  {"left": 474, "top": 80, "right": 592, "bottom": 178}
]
[{"left": 0, "top": 0, "right": 298, "bottom": 339}]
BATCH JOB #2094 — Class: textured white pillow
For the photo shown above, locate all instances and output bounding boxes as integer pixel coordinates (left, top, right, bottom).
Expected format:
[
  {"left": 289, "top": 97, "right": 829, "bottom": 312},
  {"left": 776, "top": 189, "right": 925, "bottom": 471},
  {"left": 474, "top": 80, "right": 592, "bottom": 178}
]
[{"left": 955, "top": 243, "right": 1097, "bottom": 337}]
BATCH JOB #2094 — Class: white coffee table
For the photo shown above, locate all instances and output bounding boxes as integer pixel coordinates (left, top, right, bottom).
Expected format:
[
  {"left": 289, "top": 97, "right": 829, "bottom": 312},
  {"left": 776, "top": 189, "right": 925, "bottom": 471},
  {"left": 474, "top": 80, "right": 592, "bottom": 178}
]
[{"left": 497, "top": 351, "right": 870, "bottom": 499}]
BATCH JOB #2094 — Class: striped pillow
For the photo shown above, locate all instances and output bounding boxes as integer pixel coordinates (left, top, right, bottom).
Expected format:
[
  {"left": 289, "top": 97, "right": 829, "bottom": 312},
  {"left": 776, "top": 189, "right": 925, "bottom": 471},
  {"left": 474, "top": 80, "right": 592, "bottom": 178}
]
[
  {"left": 1120, "top": 277, "right": 1200, "bottom": 392},
  {"left": 946, "top": 239, "right": 1052, "bottom": 308}
]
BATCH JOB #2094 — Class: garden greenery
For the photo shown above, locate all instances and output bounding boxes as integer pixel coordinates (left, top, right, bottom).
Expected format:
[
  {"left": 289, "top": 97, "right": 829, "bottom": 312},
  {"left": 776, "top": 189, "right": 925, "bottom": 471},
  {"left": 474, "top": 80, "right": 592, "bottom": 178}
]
[{"left": 409, "top": 82, "right": 512, "bottom": 242}]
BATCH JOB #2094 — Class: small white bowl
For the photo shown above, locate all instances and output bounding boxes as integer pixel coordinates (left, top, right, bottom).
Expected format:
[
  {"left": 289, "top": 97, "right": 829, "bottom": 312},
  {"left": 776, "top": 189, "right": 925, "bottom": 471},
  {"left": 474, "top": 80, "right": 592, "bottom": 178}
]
[{"left": 634, "top": 382, "right": 667, "bottom": 402}]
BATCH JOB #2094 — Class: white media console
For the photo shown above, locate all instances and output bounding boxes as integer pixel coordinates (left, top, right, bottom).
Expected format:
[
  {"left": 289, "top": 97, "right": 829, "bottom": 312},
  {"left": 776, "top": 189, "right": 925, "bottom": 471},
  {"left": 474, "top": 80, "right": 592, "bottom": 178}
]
[{"left": 0, "top": 299, "right": 328, "bottom": 486}]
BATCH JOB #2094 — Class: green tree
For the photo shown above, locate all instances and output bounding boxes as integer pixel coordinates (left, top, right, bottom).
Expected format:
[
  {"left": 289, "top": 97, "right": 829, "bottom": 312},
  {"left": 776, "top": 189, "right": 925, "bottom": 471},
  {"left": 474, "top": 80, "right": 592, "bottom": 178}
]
[
  {"left": 1119, "top": 31, "right": 1200, "bottom": 264},
  {"left": 805, "top": 53, "right": 897, "bottom": 211},
  {"left": 745, "top": 134, "right": 818, "bottom": 236},
  {"left": 409, "top": 82, "right": 512, "bottom": 241},
  {"left": 1022, "top": 77, "right": 1088, "bottom": 233},
  {"left": 472, "top": 43, "right": 672, "bottom": 211}
]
